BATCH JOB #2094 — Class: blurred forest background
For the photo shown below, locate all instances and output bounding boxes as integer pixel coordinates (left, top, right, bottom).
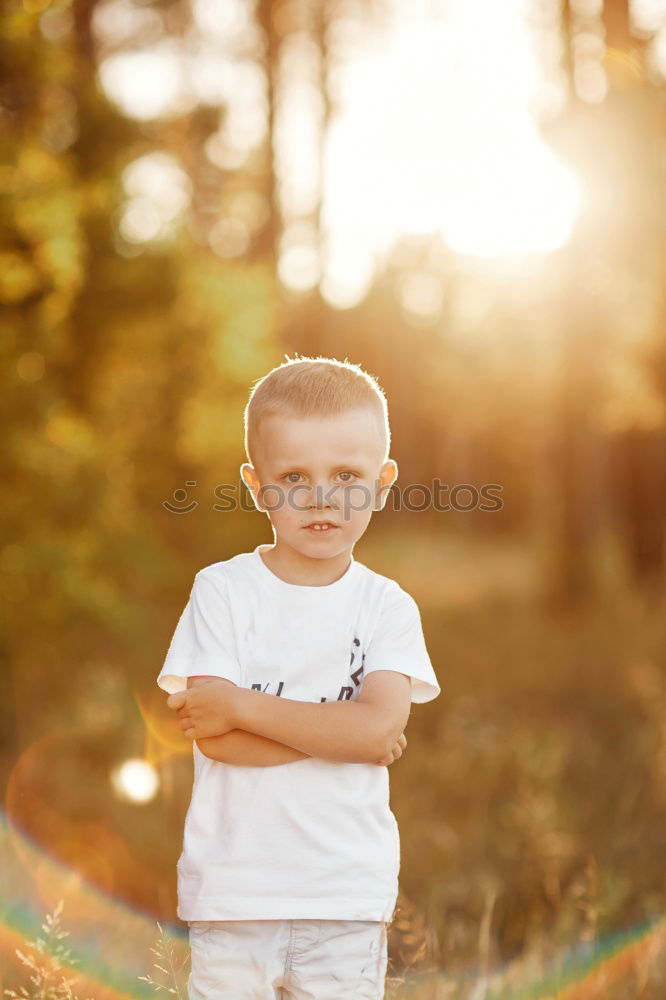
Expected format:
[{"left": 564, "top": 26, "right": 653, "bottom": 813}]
[{"left": 2, "top": 0, "right": 666, "bottom": 996}]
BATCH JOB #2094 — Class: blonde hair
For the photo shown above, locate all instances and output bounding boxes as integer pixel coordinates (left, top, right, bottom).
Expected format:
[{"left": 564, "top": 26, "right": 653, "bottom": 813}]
[{"left": 244, "top": 355, "right": 391, "bottom": 469}]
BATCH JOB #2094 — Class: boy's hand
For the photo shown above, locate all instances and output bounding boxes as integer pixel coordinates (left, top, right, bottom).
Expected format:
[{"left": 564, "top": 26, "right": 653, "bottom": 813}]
[
  {"left": 166, "top": 680, "right": 239, "bottom": 740},
  {"left": 374, "top": 732, "right": 407, "bottom": 766}
]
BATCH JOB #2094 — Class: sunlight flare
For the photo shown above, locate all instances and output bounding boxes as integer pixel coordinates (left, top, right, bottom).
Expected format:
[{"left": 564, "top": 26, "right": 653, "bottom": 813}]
[{"left": 111, "top": 758, "right": 159, "bottom": 803}]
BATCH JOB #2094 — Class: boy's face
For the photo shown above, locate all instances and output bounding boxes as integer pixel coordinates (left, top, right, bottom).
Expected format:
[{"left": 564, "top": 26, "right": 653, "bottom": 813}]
[{"left": 241, "top": 407, "right": 397, "bottom": 560}]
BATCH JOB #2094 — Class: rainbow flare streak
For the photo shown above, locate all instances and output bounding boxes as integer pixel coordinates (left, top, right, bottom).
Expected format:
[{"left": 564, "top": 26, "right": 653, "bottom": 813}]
[{"left": 2, "top": 806, "right": 664, "bottom": 998}]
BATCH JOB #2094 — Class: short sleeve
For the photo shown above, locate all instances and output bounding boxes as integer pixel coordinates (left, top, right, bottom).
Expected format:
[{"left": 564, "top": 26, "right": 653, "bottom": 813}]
[
  {"left": 156, "top": 570, "right": 242, "bottom": 694},
  {"left": 363, "top": 585, "right": 441, "bottom": 704}
]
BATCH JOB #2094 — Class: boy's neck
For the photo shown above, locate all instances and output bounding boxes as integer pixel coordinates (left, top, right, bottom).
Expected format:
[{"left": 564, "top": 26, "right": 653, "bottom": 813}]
[{"left": 258, "top": 541, "right": 353, "bottom": 587}]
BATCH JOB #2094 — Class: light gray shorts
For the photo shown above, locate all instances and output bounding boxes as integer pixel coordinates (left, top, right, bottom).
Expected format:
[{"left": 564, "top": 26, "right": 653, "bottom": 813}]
[{"left": 187, "top": 917, "right": 388, "bottom": 999}]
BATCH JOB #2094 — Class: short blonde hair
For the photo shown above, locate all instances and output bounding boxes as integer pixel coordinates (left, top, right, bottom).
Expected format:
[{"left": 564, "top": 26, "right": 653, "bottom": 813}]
[{"left": 244, "top": 355, "right": 391, "bottom": 469}]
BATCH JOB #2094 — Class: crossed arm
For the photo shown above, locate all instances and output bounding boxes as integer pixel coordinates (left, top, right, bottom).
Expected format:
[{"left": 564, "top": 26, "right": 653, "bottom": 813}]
[
  {"left": 166, "top": 673, "right": 412, "bottom": 767},
  {"left": 188, "top": 678, "right": 312, "bottom": 766}
]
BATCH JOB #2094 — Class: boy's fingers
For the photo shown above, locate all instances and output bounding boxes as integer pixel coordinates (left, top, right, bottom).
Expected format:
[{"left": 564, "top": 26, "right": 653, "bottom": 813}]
[
  {"left": 375, "top": 735, "right": 409, "bottom": 765},
  {"left": 167, "top": 692, "right": 187, "bottom": 711}
]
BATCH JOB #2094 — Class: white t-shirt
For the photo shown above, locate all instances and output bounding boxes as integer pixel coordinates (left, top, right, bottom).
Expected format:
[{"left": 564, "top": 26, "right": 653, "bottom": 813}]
[{"left": 157, "top": 543, "right": 441, "bottom": 922}]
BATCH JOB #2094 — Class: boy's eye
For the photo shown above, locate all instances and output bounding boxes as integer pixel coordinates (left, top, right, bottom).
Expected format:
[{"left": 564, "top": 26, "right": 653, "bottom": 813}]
[{"left": 281, "top": 471, "right": 357, "bottom": 483}]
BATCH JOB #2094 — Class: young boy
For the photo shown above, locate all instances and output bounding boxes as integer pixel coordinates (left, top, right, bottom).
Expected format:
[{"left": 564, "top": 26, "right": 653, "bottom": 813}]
[{"left": 158, "top": 356, "right": 441, "bottom": 999}]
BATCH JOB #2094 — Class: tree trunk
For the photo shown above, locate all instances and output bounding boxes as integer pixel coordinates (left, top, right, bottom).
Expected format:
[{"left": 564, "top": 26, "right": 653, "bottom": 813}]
[{"left": 252, "top": 0, "right": 281, "bottom": 266}]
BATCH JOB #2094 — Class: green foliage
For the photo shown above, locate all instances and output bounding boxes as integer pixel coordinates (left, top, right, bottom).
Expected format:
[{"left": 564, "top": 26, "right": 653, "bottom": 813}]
[{"left": 0, "top": 0, "right": 278, "bottom": 750}]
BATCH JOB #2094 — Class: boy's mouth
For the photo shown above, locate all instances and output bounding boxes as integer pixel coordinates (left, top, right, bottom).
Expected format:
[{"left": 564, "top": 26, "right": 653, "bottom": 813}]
[{"left": 303, "top": 521, "right": 338, "bottom": 533}]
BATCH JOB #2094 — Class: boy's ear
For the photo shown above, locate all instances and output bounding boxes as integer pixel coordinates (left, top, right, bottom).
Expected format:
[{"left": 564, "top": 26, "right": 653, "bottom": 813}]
[
  {"left": 375, "top": 459, "right": 398, "bottom": 511},
  {"left": 240, "top": 462, "right": 266, "bottom": 514},
  {"left": 240, "top": 463, "right": 254, "bottom": 490},
  {"left": 240, "top": 463, "right": 263, "bottom": 511}
]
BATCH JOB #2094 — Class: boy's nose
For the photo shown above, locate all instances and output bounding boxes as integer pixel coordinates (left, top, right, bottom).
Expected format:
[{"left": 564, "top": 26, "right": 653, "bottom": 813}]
[{"left": 304, "top": 483, "right": 338, "bottom": 506}]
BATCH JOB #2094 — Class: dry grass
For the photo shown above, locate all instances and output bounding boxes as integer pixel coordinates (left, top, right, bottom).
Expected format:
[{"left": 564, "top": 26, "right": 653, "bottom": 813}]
[
  {"left": 4, "top": 898, "right": 665, "bottom": 999},
  {"left": 3, "top": 900, "right": 95, "bottom": 1000}
]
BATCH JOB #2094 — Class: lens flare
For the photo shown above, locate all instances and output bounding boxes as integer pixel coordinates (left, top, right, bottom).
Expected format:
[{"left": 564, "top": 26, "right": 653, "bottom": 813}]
[{"left": 110, "top": 759, "right": 159, "bottom": 804}]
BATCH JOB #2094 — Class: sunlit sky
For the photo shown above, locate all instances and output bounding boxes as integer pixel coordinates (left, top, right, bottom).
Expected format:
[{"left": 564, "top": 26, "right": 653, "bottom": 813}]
[{"left": 93, "top": 0, "right": 666, "bottom": 309}]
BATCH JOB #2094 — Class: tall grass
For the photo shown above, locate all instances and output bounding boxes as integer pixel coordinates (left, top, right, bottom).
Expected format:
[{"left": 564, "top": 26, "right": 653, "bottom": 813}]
[{"left": 3, "top": 898, "right": 665, "bottom": 999}]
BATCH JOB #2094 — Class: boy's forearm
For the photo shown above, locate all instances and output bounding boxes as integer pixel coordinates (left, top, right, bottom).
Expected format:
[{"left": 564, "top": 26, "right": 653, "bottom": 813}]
[
  {"left": 196, "top": 729, "right": 311, "bottom": 766},
  {"left": 233, "top": 688, "right": 388, "bottom": 764}
]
